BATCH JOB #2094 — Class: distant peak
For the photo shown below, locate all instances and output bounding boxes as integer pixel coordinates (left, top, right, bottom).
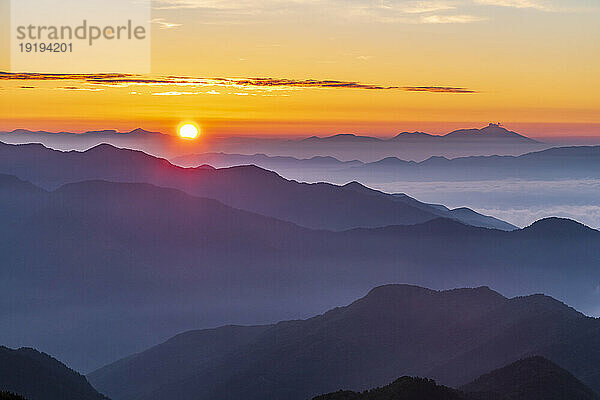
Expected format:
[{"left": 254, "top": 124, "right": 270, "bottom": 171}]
[
  {"left": 394, "top": 131, "right": 430, "bottom": 137},
  {"left": 481, "top": 123, "right": 509, "bottom": 132},
  {"left": 85, "top": 143, "right": 120, "bottom": 152},
  {"left": 523, "top": 217, "right": 598, "bottom": 235},
  {"left": 195, "top": 164, "right": 216, "bottom": 171},
  {"left": 364, "top": 284, "right": 504, "bottom": 301},
  {"left": 365, "top": 284, "right": 436, "bottom": 298},
  {"left": 443, "top": 124, "right": 540, "bottom": 143},
  {"left": 461, "top": 355, "right": 600, "bottom": 400},
  {"left": 510, "top": 293, "right": 579, "bottom": 316},
  {"left": 302, "top": 133, "right": 383, "bottom": 142},
  {"left": 342, "top": 181, "right": 367, "bottom": 189},
  {"left": 128, "top": 128, "right": 154, "bottom": 135}
]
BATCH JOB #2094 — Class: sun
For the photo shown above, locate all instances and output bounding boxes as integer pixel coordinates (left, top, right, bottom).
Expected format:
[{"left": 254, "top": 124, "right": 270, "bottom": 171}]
[{"left": 178, "top": 122, "right": 200, "bottom": 139}]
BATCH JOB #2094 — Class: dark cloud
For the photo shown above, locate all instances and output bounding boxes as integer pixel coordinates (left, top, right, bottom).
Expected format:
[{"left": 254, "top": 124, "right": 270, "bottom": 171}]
[
  {"left": 0, "top": 71, "right": 477, "bottom": 94},
  {"left": 0, "top": 72, "right": 129, "bottom": 81},
  {"left": 402, "top": 86, "right": 477, "bottom": 93}
]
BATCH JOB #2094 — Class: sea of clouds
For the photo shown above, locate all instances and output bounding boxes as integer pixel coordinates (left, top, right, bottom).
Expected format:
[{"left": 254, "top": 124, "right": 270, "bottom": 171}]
[{"left": 372, "top": 179, "right": 600, "bottom": 229}]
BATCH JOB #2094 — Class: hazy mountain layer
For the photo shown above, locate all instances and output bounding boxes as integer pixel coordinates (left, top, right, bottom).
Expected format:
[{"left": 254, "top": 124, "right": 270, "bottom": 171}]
[
  {"left": 0, "top": 124, "right": 548, "bottom": 162},
  {"left": 89, "top": 285, "right": 600, "bottom": 400},
  {"left": 172, "top": 145, "right": 600, "bottom": 183},
  {"left": 314, "top": 356, "right": 599, "bottom": 400},
  {"left": 461, "top": 356, "right": 600, "bottom": 400},
  {"left": 0, "top": 141, "right": 515, "bottom": 231},
  {"left": 1, "top": 174, "right": 599, "bottom": 371}
]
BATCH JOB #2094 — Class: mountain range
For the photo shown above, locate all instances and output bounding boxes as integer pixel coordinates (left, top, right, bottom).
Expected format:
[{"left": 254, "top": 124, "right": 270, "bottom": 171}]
[
  {"left": 0, "top": 124, "right": 549, "bottom": 161},
  {"left": 314, "top": 377, "right": 469, "bottom": 400},
  {"left": 461, "top": 356, "right": 600, "bottom": 400},
  {"left": 0, "top": 141, "right": 515, "bottom": 231},
  {"left": 304, "top": 124, "right": 539, "bottom": 144},
  {"left": 172, "top": 145, "right": 600, "bottom": 184},
  {"left": 314, "top": 357, "right": 599, "bottom": 400},
  {"left": 203, "top": 124, "right": 548, "bottom": 161},
  {"left": 0, "top": 128, "right": 170, "bottom": 157},
  {"left": 0, "top": 167, "right": 599, "bottom": 370},
  {"left": 88, "top": 284, "right": 600, "bottom": 400}
]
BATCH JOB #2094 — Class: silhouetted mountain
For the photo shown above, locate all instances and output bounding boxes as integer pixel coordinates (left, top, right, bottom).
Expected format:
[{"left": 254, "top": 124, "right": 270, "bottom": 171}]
[
  {"left": 0, "top": 346, "right": 108, "bottom": 400},
  {"left": 461, "top": 356, "right": 600, "bottom": 400},
  {"left": 0, "top": 141, "right": 515, "bottom": 231},
  {"left": 172, "top": 152, "right": 362, "bottom": 171},
  {"left": 302, "top": 134, "right": 385, "bottom": 143},
  {"left": 313, "top": 357, "right": 599, "bottom": 400},
  {"left": 171, "top": 145, "right": 600, "bottom": 185},
  {"left": 443, "top": 124, "right": 538, "bottom": 143},
  {"left": 1, "top": 124, "right": 549, "bottom": 162},
  {"left": 392, "top": 131, "right": 437, "bottom": 141},
  {"left": 519, "top": 217, "right": 598, "bottom": 236},
  {"left": 349, "top": 145, "right": 600, "bottom": 182},
  {"left": 302, "top": 125, "right": 538, "bottom": 145},
  {"left": 314, "top": 377, "right": 468, "bottom": 400},
  {"left": 89, "top": 285, "right": 600, "bottom": 400},
  {"left": 0, "top": 128, "right": 173, "bottom": 158},
  {"left": 1, "top": 175, "right": 598, "bottom": 371},
  {"left": 207, "top": 124, "right": 547, "bottom": 161}
]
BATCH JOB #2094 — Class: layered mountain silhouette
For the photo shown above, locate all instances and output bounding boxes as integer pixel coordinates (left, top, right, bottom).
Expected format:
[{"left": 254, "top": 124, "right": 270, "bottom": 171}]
[
  {"left": 1, "top": 173, "right": 598, "bottom": 371},
  {"left": 461, "top": 356, "right": 600, "bottom": 400},
  {"left": 314, "top": 356, "right": 599, "bottom": 400},
  {"left": 307, "top": 124, "right": 539, "bottom": 144},
  {"left": 0, "top": 124, "right": 548, "bottom": 161},
  {"left": 0, "top": 141, "right": 515, "bottom": 230},
  {"left": 0, "top": 128, "right": 171, "bottom": 157},
  {"left": 173, "top": 145, "right": 600, "bottom": 184},
  {"left": 89, "top": 285, "right": 600, "bottom": 400},
  {"left": 0, "top": 346, "right": 108, "bottom": 400},
  {"left": 205, "top": 124, "right": 547, "bottom": 161},
  {"left": 313, "top": 377, "right": 467, "bottom": 400},
  {"left": 441, "top": 124, "right": 538, "bottom": 143},
  {"left": 350, "top": 145, "right": 600, "bottom": 182}
]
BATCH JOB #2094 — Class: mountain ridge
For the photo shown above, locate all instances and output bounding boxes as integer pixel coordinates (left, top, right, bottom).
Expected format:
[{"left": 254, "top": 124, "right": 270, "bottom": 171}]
[
  {"left": 171, "top": 144, "right": 600, "bottom": 183},
  {"left": 0, "top": 141, "right": 516, "bottom": 231},
  {"left": 461, "top": 356, "right": 600, "bottom": 400},
  {"left": 88, "top": 284, "right": 600, "bottom": 400},
  {"left": 313, "top": 356, "right": 600, "bottom": 400}
]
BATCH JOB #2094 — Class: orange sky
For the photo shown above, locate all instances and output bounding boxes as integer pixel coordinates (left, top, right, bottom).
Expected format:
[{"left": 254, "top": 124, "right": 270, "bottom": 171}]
[{"left": 1, "top": 0, "right": 599, "bottom": 138}]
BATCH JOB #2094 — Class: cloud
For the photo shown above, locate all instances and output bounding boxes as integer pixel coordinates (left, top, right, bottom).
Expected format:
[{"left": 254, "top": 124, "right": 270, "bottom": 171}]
[
  {"left": 150, "top": 18, "right": 183, "bottom": 29},
  {"left": 152, "top": 91, "right": 199, "bottom": 96},
  {"left": 0, "top": 72, "right": 478, "bottom": 94},
  {"left": 420, "top": 14, "right": 487, "bottom": 23},
  {"left": 152, "top": 0, "right": 487, "bottom": 24},
  {"left": 473, "top": 205, "right": 600, "bottom": 230},
  {"left": 150, "top": 0, "right": 570, "bottom": 26},
  {"left": 56, "top": 86, "right": 104, "bottom": 92},
  {"left": 373, "top": 178, "right": 600, "bottom": 229},
  {"left": 0, "top": 72, "right": 128, "bottom": 81},
  {"left": 472, "top": 0, "right": 554, "bottom": 11},
  {"left": 402, "top": 86, "right": 477, "bottom": 93}
]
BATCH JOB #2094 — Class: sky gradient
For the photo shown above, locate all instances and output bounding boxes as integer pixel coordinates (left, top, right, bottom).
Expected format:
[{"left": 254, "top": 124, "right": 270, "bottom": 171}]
[{"left": 1, "top": 0, "right": 599, "bottom": 138}]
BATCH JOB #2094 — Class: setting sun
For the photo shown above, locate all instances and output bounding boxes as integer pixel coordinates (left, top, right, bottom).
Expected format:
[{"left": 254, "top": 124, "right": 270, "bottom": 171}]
[{"left": 178, "top": 123, "right": 200, "bottom": 139}]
